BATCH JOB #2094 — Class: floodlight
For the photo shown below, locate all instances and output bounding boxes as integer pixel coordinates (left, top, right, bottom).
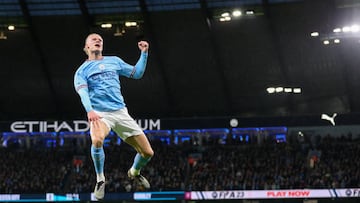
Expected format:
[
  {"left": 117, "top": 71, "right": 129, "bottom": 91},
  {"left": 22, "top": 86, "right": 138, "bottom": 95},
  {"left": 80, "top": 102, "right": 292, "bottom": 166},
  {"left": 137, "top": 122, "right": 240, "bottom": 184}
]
[
  {"left": 351, "top": 24, "right": 359, "bottom": 32},
  {"left": 125, "top": 21, "right": 137, "bottom": 27},
  {"left": 246, "top": 10, "right": 254, "bottom": 15},
  {"left": 266, "top": 87, "right": 275, "bottom": 94},
  {"left": 342, "top": 26, "right": 351, "bottom": 32},
  {"left": 310, "top": 32, "right": 319, "bottom": 37},
  {"left": 8, "top": 25, "right": 15, "bottom": 31},
  {"left": 333, "top": 28, "right": 341, "bottom": 33},
  {"left": 101, "top": 23, "right": 112, "bottom": 28},
  {"left": 284, "top": 88, "right": 292, "bottom": 93},
  {"left": 275, "top": 87, "right": 284, "bottom": 93},
  {"left": 221, "top": 12, "right": 230, "bottom": 17},
  {"left": 293, "top": 88, "right": 301, "bottom": 93},
  {"left": 232, "top": 10, "right": 242, "bottom": 17}
]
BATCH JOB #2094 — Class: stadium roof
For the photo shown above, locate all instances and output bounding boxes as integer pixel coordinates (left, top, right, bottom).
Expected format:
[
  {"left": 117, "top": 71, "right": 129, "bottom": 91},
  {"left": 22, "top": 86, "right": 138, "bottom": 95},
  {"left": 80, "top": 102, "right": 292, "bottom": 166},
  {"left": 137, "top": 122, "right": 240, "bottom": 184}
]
[{"left": 1, "top": 0, "right": 360, "bottom": 122}]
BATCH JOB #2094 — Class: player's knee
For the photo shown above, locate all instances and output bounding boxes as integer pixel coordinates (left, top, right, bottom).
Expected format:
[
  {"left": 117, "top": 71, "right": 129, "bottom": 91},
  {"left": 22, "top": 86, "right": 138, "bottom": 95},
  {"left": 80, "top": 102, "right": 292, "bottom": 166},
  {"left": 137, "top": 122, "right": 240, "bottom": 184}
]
[
  {"left": 143, "top": 148, "right": 154, "bottom": 159},
  {"left": 92, "top": 136, "right": 104, "bottom": 147}
]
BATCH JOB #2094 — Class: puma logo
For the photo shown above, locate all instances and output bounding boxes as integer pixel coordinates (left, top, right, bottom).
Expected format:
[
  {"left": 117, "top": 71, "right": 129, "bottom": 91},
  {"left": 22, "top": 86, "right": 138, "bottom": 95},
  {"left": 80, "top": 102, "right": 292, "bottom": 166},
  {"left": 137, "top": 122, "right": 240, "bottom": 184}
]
[{"left": 321, "top": 113, "right": 337, "bottom": 126}]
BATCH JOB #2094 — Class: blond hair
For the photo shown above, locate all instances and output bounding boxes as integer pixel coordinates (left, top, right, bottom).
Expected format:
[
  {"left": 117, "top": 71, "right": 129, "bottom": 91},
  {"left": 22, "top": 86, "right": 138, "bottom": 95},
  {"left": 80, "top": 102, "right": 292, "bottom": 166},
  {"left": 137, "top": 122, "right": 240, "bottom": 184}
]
[{"left": 83, "top": 33, "right": 101, "bottom": 55}]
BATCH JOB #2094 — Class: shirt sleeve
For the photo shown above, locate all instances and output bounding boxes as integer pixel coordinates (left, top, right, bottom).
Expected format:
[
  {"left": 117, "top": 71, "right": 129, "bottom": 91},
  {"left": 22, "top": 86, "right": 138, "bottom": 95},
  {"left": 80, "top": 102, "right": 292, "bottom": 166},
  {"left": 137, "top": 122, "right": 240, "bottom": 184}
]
[
  {"left": 117, "top": 52, "right": 148, "bottom": 79},
  {"left": 74, "top": 70, "right": 93, "bottom": 112}
]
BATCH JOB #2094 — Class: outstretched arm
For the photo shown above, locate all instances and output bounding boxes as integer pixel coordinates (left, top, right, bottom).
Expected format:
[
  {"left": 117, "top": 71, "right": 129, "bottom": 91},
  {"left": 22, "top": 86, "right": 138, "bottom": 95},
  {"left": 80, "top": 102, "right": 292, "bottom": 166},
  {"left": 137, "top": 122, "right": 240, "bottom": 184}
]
[{"left": 131, "top": 41, "right": 149, "bottom": 79}]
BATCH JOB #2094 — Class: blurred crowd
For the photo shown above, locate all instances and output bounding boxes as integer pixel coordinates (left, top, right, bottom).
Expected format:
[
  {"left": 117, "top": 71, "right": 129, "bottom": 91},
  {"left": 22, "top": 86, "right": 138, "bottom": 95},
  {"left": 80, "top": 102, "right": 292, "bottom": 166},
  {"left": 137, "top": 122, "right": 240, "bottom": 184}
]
[
  {"left": 0, "top": 148, "right": 72, "bottom": 193},
  {"left": 0, "top": 132, "right": 358, "bottom": 193},
  {"left": 187, "top": 134, "right": 359, "bottom": 190}
]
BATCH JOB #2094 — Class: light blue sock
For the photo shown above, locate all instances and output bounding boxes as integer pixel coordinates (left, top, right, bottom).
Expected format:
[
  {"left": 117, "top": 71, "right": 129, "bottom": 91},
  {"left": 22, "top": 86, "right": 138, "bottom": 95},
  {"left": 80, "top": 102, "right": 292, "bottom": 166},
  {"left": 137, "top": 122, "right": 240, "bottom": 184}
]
[
  {"left": 131, "top": 153, "right": 152, "bottom": 173},
  {"left": 91, "top": 145, "right": 105, "bottom": 175}
]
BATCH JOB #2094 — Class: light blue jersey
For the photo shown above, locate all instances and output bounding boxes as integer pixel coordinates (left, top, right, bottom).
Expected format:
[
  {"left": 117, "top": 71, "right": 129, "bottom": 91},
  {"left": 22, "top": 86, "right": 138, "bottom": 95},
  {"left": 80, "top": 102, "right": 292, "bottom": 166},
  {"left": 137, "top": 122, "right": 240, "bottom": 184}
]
[{"left": 74, "top": 52, "right": 148, "bottom": 112}]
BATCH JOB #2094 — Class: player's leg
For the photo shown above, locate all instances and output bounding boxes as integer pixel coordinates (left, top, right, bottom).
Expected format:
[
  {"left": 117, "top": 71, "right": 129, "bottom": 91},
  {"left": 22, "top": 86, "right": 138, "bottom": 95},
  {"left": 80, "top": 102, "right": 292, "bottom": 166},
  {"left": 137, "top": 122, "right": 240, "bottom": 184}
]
[
  {"left": 112, "top": 107, "right": 154, "bottom": 188},
  {"left": 125, "top": 133, "right": 154, "bottom": 173},
  {"left": 90, "top": 120, "right": 110, "bottom": 200},
  {"left": 125, "top": 133, "right": 154, "bottom": 189}
]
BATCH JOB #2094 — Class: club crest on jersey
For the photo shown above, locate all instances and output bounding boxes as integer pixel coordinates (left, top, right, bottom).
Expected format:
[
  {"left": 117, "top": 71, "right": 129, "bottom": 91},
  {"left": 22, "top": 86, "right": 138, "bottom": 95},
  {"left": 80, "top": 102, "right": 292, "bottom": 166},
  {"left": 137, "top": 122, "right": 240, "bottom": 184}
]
[{"left": 99, "top": 64, "right": 105, "bottom": 71}]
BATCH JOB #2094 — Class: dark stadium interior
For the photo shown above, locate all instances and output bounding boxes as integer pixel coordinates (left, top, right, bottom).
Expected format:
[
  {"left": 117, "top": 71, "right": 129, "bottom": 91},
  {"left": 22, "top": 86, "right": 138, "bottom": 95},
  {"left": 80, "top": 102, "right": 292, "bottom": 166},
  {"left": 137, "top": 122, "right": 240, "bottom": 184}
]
[
  {"left": 0, "top": 1, "right": 360, "bottom": 203},
  {"left": 1, "top": 0, "right": 360, "bottom": 122}
]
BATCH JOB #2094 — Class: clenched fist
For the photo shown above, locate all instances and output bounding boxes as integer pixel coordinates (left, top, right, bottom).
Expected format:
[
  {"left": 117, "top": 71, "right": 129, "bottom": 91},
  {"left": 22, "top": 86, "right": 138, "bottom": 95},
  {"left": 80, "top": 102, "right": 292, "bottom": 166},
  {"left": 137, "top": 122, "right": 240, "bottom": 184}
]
[{"left": 138, "top": 41, "right": 149, "bottom": 52}]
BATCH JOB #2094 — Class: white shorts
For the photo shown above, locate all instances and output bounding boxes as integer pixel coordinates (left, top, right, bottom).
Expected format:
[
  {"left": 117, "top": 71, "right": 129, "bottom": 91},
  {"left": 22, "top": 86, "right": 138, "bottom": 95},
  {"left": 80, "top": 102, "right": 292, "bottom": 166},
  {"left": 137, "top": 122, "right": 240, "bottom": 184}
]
[{"left": 94, "top": 107, "right": 143, "bottom": 140}]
